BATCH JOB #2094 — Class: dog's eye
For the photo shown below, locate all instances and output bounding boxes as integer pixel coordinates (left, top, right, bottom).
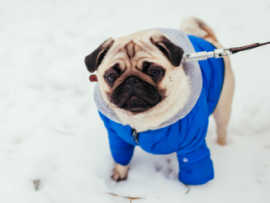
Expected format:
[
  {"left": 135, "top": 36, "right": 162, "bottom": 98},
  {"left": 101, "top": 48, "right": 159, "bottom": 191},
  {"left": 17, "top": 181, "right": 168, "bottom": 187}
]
[
  {"left": 149, "top": 69, "right": 160, "bottom": 77},
  {"left": 107, "top": 73, "right": 118, "bottom": 82}
]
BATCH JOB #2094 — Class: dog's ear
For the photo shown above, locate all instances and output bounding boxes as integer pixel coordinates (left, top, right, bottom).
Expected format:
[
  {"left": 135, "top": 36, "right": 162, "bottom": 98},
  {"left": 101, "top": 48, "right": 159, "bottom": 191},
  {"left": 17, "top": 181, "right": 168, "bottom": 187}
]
[
  {"left": 84, "top": 38, "right": 114, "bottom": 73},
  {"left": 150, "top": 35, "right": 184, "bottom": 67}
]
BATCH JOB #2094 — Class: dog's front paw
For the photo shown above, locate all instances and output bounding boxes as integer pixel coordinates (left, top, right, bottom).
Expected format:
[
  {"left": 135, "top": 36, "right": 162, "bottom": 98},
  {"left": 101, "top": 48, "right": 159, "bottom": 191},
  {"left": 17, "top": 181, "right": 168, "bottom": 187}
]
[{"left": 111, "top": 163, "right": 129, "bottom": 182}]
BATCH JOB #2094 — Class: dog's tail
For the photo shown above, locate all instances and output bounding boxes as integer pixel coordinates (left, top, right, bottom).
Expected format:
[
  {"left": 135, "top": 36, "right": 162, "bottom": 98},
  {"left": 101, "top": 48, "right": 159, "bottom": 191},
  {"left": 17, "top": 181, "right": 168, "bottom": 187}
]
[{"left": 180, "top": 17, "right": 218, "bottom": 44}]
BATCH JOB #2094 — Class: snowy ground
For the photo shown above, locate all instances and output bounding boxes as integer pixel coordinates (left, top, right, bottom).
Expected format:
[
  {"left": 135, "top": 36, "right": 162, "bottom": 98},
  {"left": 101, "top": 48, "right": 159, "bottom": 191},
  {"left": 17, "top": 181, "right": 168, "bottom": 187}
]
[{"left": 0, "top": 0, "right": 270, "bottom": 202}]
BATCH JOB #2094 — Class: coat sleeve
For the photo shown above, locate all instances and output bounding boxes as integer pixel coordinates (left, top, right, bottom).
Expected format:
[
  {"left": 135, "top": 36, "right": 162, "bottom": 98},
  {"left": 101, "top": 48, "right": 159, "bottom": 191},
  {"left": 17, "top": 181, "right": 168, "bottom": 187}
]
[
  {"left": 176, "top": 93, "right": 214, "bottom": 185},
  {"left": 98, "top": 112, "right": 135, "bottom": 166},
  {"left": 177, "top": 142, "right": 214, "bottom": 185}
]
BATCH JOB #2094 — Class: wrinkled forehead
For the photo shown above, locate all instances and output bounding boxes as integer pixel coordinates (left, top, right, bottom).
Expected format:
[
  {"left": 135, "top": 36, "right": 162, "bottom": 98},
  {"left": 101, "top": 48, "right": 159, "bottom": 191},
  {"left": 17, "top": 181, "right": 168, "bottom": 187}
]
[{"left": 105, "top": 30, "right": 161, "bottom": 65}]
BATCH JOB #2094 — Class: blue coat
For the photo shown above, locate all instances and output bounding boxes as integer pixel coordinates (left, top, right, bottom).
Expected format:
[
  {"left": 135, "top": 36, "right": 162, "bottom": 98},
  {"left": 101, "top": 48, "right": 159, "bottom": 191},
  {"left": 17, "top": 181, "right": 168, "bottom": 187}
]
[{"left": 98, "top": 35, "right": 225, "bottom": 185}]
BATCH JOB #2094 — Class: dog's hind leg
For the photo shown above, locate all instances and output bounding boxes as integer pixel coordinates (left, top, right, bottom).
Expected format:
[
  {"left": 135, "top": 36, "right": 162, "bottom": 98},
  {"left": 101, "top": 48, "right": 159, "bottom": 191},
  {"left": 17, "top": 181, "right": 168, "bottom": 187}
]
[
  {"left": 212, "top": 55, "right": 234, "bottom": 145},
  {"left": 180, "top": 17, "right": 235, "bottom": 145}
]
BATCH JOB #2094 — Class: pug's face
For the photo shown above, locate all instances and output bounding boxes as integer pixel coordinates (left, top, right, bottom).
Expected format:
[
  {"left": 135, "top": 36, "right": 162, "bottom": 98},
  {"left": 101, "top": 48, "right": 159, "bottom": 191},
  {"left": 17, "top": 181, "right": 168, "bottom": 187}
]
[{"left": 85, "top": 30, "right": 184, "bottom": 115}]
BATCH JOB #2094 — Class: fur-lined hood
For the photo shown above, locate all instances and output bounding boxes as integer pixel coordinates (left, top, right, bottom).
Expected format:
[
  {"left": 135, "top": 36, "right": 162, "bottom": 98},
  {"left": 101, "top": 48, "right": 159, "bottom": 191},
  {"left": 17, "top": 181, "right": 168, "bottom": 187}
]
[{"left": 93, "top": 29, "right": 202, "bottom": 130}]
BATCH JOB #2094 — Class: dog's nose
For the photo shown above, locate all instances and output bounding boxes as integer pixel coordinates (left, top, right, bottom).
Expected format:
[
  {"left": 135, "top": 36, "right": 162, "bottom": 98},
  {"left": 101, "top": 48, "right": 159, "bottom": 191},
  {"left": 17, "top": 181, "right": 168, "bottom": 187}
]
[{"left": 125, "top": 77, "right": 139, "bottom": 86}]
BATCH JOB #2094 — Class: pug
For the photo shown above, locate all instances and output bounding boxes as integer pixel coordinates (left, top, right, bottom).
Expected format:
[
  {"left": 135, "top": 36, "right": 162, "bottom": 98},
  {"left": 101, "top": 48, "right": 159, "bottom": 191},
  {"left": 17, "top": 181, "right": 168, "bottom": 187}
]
[{"left": 84, "top": 17, "right": 234, "bottom": 185}]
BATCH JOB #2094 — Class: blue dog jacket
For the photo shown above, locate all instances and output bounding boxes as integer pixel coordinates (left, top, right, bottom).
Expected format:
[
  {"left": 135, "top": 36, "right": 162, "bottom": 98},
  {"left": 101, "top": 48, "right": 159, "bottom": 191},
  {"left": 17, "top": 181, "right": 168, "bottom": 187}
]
[{"left": 96, "top": 31, "right": 225, "bottom": 185}]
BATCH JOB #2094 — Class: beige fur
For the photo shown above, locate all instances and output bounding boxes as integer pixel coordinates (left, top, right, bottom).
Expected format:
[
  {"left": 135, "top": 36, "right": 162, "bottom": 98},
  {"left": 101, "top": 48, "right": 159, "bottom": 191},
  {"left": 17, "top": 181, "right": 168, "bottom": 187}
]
[
  {"left": 180, "top": 17, "right": 218, "bottom": 43},
  {"left": 181, "top": 17, "right": 235, "bottom": 145},
  {"left": 111, "top": 163, "right": 129, "bottom": 181},
  {"left": 96, "top": 30, "right": 191, "bottom": 132}
]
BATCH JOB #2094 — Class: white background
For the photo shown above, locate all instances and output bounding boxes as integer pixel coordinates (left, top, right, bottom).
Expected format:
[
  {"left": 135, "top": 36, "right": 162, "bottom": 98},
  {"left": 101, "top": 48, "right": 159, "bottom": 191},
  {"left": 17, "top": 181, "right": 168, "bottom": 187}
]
[{"left": 0, "top": 0, "right": 269, "bottom": 202}]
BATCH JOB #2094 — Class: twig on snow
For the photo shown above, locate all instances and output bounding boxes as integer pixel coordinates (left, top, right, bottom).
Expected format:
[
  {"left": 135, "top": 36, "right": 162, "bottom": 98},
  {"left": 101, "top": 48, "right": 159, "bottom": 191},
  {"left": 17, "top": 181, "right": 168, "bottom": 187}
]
[
  {"left": 33, "top": 180, "right": 40, "bottom": 191},
  {"left": 107, "top": 192, "right": 144, "bottom": 201},
  {"left": 185, "top": 184, "right": 190, "bottom": 194}
]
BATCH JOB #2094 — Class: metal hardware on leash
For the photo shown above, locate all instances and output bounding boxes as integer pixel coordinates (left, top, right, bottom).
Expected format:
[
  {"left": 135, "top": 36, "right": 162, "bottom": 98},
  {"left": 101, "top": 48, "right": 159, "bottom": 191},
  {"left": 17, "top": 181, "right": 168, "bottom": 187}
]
[
  {"left": 182, "top": 49, "right": 231, "bottom": 62},
  {"left": 182, "top": 41, "right": 270, "bottom": 63}
]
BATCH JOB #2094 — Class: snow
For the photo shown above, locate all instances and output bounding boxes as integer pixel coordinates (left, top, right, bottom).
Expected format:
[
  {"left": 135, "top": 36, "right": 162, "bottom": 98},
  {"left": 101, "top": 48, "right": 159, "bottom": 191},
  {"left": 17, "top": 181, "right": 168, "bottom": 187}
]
[{"left": 0, "top": 0, "right": 270, "bottom": 202}]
